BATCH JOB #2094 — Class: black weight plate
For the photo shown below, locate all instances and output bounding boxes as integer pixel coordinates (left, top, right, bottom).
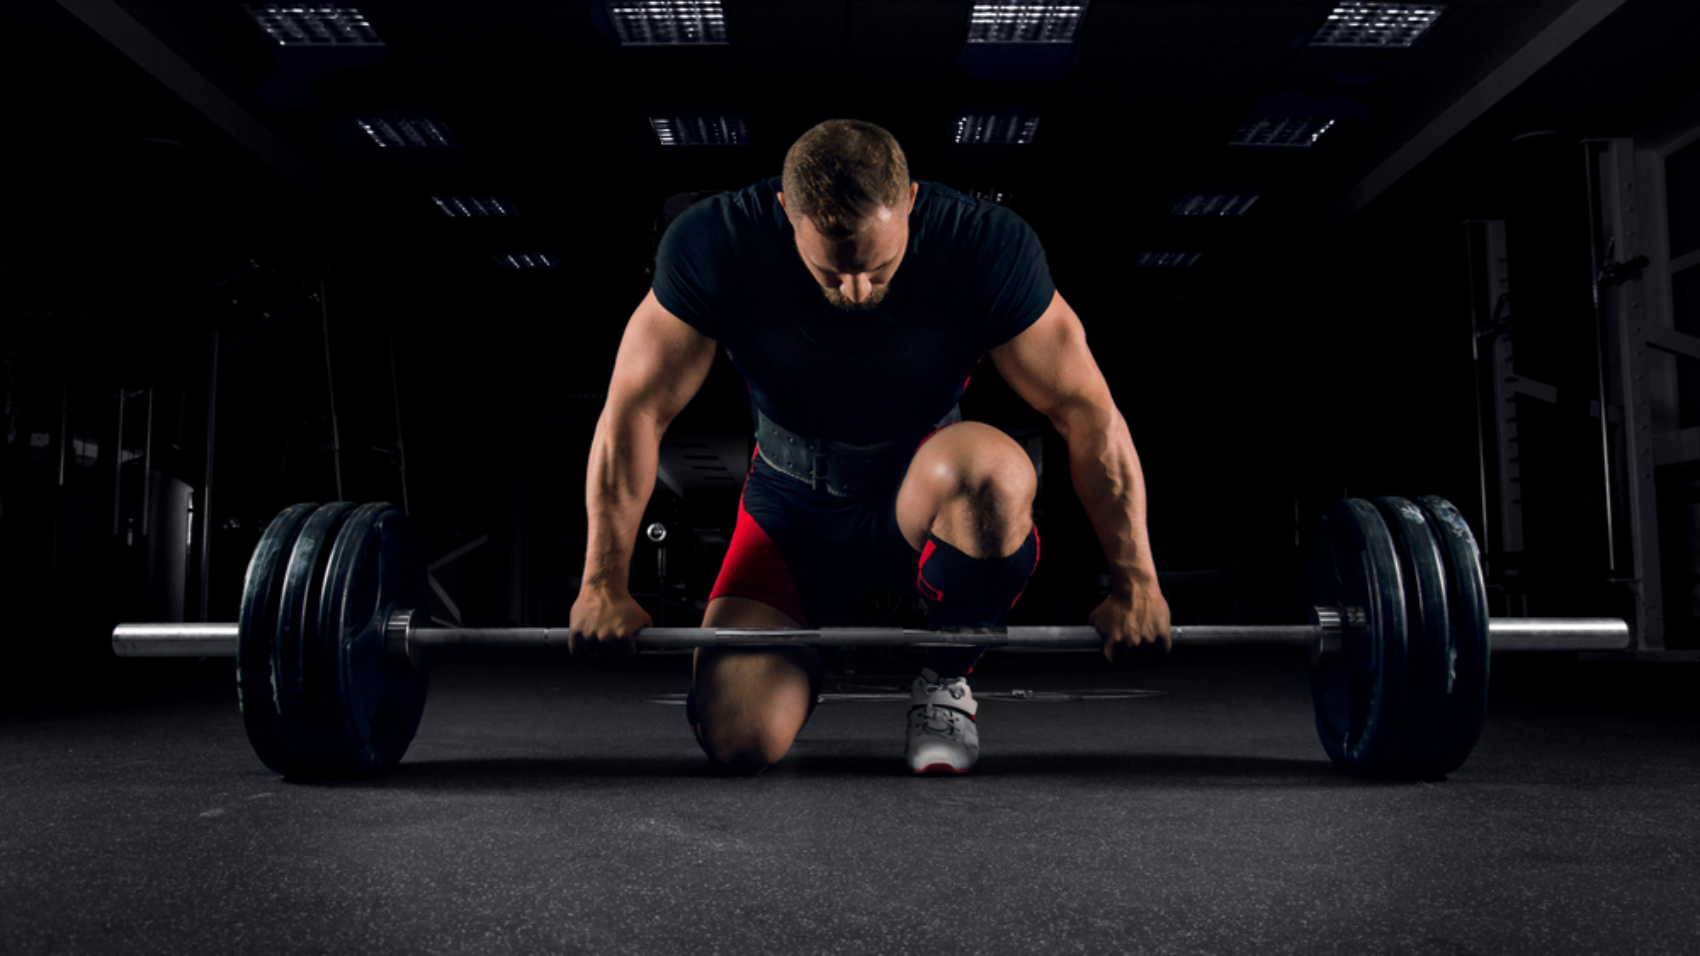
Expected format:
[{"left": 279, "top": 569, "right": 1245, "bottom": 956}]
[
  {"left": 270, "top": 501, "right": 359, "bottom": 778},
  {"left": 1307, "top": 499, "right": 1410, "bottom": 775},
  {"left": 311, "top": 502, "right": 430, "bottom": 778},
  {"left": 1417, "top": 496, "right": 1491, "bottom": 775},
  {"left": 237, "top": 502, "right": 320, "bottom": 776},
  {"left": 1373, "top": 496, "right": 1452, "bottom": 779}
]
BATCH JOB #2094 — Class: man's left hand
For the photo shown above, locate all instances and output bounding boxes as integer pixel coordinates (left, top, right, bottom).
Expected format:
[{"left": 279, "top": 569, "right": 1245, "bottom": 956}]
[{"left": 1088, "top": 581, "right": 1172, "bottom": 663}]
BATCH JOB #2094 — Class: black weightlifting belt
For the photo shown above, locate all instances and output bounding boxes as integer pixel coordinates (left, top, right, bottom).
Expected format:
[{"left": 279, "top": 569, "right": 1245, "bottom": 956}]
[{"left": 754, "top": 405, "right": 962, "bottom": 498}]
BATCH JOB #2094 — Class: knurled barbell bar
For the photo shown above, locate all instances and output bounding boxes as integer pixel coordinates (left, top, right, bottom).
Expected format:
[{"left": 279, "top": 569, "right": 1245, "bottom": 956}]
[
  {"left": 113, "top": 618, "right": 1628, "bottom": 656},
  {"left": 111, "top": 497, "right": 1630, "bottom": 782}
]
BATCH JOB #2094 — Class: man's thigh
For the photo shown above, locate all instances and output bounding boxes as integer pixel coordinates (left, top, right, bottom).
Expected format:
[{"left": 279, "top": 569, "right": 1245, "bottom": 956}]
[{"left": 690, "top": 596, "right": 824, "bottom": 742}]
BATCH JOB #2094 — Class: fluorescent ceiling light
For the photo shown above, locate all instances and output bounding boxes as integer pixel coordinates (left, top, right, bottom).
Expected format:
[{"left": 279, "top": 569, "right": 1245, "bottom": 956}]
[
  {"left": 967, "top": 1, "right": 1088, "bottom": 44},
  {"left": 1310, "top": 2, "right": 1444, "bottom": 49},
  {"left": 432, "top": 196, "right": 518, "bottom": 218},
  {"left": 1171, "top": 194, "right": 1260, "bottom": 217},
  {"left": 650, "top": 115, "right": 748, "bottom": 147},
  {"left": 356, "top": 116, "right": 459, "bottom": 148},
  {"left": 966, "top": 188, "right": 1015, "bottom": 205},
  {"left": 493, "top": 253, "right": 561, "bottom": 270},
  {"left": 1229, "top": 117, "right": 1335, "bottom": 148},
  {"left": 245, "top": 3, "right": 383, "bottom": 47},
  {"left": 954, "top": 112, "right": 1041, "bottom": 145},
  {"left": 608, "top": 1, "right": 728, "bottom": 46},
  {"left": 1135, "top": 252, "right": 1203, "bottom": 268}
]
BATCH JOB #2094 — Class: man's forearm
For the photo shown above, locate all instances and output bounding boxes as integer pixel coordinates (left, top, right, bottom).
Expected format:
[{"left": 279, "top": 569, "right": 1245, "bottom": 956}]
[
  {"left": 582, "top": 408, "right": 665, "bottom": 594},
  {"left": 1057, "top": 402, "right": 1159, "bottom": 592}
]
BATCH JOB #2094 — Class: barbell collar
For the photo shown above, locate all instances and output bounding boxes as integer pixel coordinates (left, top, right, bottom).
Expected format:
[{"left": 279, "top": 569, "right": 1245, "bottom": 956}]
[{"left": 1309, "top": 607, "right": 1344, "bottom": 666}]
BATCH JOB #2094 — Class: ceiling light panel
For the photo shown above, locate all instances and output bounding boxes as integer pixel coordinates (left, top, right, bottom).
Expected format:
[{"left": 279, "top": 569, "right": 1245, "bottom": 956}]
[
  {"left": 357, "top": 116, "right": 459, "bottom": 148},
  {"left": 1135, "top": 252, "right": 1203, "bottom": 268},
  {"left": 954, "top": 113, "right": 1041, "bottom": 145},
  {"left": 966, "top": 188, "right": 1015, "bottom": 205},
  {"left": 245, "top": 4, "right": 384, "bottom": 47},
  {"left": 967, "top": 1, "right": 1088, "bottom": 44},
  {"left": 493, "top": 253, "right": 561, "bottom": 270},
  {"left": 432, "top": 196, "right": 518, "bottom": 218},
  {"left": 1229, "top": 117, "right": 1335, "bottom": 148},
  {"left": 1171, "top": 194, "right": 1260, "bottom": 217},
  {"left": 650, "top": 115, "right": 748, "bottom": 147},
  {"left": 1310, "top": 2, "right": 1444, "bottom": 49},
  {"left": 608, "top": 1, "right": 728, "bottom": 46}
]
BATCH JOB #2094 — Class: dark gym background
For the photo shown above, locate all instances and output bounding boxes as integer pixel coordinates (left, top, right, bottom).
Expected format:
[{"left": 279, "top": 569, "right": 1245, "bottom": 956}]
[
  {"left": 2, "top": 2, "right": 1696, "bottom": 953},
  {"left": 7, "top": 0, "right": 1697, "bottom": 671}
]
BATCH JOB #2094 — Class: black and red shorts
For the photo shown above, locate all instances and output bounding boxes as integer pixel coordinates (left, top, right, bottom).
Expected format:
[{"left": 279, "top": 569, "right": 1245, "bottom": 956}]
[{"left": 707, "top": 434, "right": 942, "bottom": 626}]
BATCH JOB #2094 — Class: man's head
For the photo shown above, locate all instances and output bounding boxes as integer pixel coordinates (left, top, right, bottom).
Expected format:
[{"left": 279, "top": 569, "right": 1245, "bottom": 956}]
[{"left": 777, "top": 119, "right": 918, "bottom": 313}]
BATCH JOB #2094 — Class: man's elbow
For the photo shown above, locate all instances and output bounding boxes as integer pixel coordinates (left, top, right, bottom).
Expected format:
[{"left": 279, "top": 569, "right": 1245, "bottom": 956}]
[
  {"left": 1047, "top": 395, "right": 1120, "bottom": 443},
  {"left": 599, "top": 393, "right": 671, "bottom": 444}
]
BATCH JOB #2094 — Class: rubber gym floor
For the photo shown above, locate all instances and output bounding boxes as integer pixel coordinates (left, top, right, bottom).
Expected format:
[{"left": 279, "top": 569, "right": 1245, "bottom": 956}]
[{"left": 2, "top": 646, "right": 1695, "bottom": 955}]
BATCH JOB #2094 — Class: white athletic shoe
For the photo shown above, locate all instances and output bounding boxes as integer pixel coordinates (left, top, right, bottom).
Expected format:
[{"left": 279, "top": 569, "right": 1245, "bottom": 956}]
[{"left": 906, "top": 667, "right": 980, "bottom": 774}]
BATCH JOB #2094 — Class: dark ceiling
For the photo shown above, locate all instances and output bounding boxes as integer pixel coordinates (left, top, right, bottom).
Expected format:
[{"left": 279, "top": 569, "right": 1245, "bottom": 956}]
[{"left": 11, "top": 0, "right": 1700, "bottom": 297}]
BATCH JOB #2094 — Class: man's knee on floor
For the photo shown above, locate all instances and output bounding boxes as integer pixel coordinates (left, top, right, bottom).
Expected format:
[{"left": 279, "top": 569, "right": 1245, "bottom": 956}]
[{"left": 694, "top": 718, "right": 797, "bottom": 774}]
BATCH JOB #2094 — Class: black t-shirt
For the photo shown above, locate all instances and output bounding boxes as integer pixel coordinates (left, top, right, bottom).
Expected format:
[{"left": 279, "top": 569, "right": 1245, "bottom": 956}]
[{"left": 653, "top": 176, "right": 1055, "bottom": 444}]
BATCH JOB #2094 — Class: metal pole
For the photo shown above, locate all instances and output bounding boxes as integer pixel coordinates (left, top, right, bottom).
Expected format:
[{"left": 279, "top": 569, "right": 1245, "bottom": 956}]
[
  {"left": 1583, "top": 142, "right": 1618, "bottom": 574},
  {"left": 110, "top": 617, "right": 1635, "bottom": 659},
  {"left": 51, "top": 382, "right": 68, "bottom": 570},
  {"left": 319, "top": 280, "right": 344, "bottom": 502},
  {"left": 112, "top": 387, "right": 126, "bottom": 536},
  {"left": 417, "top": 625, "right": 1326, "bottom": 650},
  {"left": 387, "top": 324, "right": 410, "bottom": 515},
  {"left": 657, "top": 544, "right": 667, "bottom": 627},
  {"left": 1488, "top": 618, "right": 1634, "bottom": 651},
  {"left": 199, "top": 330, "right": 219, "bottom": 622},
  {"left": 1464, "top": 222, "right": 1492, "bottom": 563},
  {"left": 141, "top": 388, "right": 153, "bottom": 538}
]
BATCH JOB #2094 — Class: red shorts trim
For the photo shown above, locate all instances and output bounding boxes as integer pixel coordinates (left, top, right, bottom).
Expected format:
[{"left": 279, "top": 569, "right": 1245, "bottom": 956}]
[{"left": 707, "top": 492, "right": 808, "bottom": 625}]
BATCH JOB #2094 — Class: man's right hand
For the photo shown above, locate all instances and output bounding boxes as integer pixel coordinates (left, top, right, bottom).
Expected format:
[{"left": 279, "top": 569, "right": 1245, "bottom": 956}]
[{"left": 567, "top": 587, "right": 651, "bottom": 661}]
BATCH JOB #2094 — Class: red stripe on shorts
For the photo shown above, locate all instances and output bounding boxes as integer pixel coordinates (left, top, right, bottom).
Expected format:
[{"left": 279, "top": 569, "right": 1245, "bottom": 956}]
[
  {"left": 708, "top": 483, "right": 808, "bottom": 625},
  {"left": 1009, "top": 524, "right": 1040, "bottom": 610},
  {"left": 915, "top": 538, "right": 945, "bottom": 602}
]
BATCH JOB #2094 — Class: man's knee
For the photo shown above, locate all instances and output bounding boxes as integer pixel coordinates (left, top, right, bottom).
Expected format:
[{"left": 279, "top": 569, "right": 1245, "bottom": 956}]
[
  {"left": 927, "top": 425, "right": 1036, "bottom": 556},
  {"left": 689, "top": 645, "right": 820, "bottom": 773},
  {"left": 695, "top": 721, "right": 796, "bottom": 774},
  {"left": 934, "top": 424, "right": 1036, "bottom": 510}
]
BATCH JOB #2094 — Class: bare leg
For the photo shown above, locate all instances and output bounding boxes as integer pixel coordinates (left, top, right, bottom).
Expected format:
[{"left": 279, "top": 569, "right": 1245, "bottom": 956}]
[
  {"left": 895, "top": 422, "right": 1040, "bottom": 676},
  {"left": 896, "top": 422, "right": 1037, "bottom": 558},
  {"left": 690, "top": 596, "right": 822, "bottom": 774}
]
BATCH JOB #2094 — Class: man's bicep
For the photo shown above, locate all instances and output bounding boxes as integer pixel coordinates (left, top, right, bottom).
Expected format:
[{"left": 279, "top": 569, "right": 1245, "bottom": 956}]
[
  {"left": 989, "top": 291, "right": 1115, "bottom": 428},
  {"left": 606, "top": 289, "right": 717, "bottom": 430}
]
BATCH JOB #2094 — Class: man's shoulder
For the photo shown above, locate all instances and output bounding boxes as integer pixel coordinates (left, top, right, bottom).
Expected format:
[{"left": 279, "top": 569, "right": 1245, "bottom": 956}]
[
  {"left": 666, "top": 177, "right": 784, "bottom": 240},
  {"left": 717, "top": 175, "right": 783, "bottom": 217},
  {"left": 915, "top": 181, "right": 1035, "bottom": 245}
]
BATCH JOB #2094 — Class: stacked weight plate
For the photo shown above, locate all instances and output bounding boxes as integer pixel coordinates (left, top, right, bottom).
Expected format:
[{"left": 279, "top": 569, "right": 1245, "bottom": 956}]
[
  {"left": 1307, "top": 496, "right": 1491, "bottom": 779},
  {"left": 237, "top": 502, "right": 431, "bottom": 780},
  {"left": 232, "top": 495, "right": 1497, "bottom": 781}
]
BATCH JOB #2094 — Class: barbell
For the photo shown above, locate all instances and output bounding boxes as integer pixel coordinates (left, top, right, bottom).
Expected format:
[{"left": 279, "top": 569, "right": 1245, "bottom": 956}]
[{"left": 112, "top": 497, "right": 1630, "bottom": 781}]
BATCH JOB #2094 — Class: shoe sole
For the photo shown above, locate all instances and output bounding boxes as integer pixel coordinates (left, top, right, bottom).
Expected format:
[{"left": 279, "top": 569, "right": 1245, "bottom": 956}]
[{"left": 913, "top": 762, "right": 971, "bottom": 775}]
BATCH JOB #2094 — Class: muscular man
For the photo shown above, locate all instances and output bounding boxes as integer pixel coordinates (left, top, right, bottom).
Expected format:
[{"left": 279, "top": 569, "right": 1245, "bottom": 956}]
[{"left": 569, "top": 119, "right": 1171, "bottom": 775}]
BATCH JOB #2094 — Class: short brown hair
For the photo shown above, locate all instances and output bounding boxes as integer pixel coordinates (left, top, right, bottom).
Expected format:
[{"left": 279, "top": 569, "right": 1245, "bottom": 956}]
[{"left": 781, "top": 119, "right": 910, "bottom": 239}]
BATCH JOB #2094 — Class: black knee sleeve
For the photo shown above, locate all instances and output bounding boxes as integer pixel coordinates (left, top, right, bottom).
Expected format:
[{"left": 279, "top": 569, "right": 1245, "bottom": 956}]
[{"left": 916, "top": 526, "right": 1040, "bottom": 677}]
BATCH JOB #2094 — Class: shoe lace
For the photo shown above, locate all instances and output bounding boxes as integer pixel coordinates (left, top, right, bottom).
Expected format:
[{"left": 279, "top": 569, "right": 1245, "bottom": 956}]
[
  {"left": 921, "top": 676, "right": 969, "bottom": 702},
  {"left": 912, "top": 703, "right": 962, "bottom": 738}
]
